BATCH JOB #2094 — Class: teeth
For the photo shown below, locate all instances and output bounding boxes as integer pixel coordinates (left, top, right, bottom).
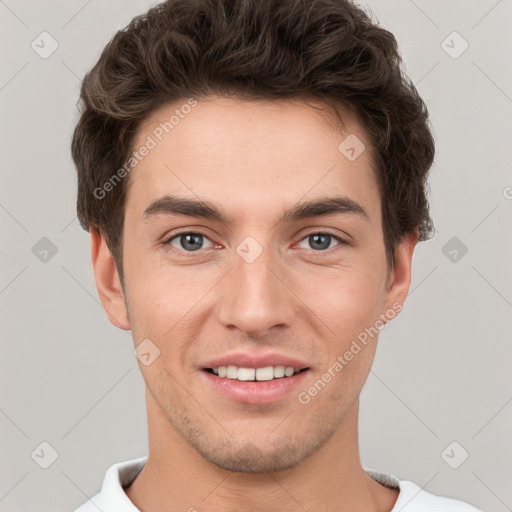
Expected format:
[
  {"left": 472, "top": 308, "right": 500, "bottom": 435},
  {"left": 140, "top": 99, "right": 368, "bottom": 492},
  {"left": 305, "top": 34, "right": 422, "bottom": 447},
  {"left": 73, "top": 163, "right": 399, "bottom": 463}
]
[
  {"left": 226, "top": 365, "right": 238, "bottom": 379},
  {"left": 238, "top": 367, "right": 255, "bottom": 381},
  {"left": 211, "top": 365, "right": 302, "bottom": 381},
  {"left": 273, "top": 365, "right": 285, "bottom": 378},
  {"left": 255, "top": 366, "right": 274, "bottom": 381},
  {"left": 284, "top": 366, "right": 295, "bottom": 377}
]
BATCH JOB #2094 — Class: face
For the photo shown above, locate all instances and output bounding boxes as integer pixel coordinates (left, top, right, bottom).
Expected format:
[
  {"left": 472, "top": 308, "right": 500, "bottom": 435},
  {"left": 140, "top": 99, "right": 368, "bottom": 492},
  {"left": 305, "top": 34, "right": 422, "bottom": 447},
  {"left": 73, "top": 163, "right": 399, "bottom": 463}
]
[{"left": 96, "top": 97, "right": 414, "bottom": 473}]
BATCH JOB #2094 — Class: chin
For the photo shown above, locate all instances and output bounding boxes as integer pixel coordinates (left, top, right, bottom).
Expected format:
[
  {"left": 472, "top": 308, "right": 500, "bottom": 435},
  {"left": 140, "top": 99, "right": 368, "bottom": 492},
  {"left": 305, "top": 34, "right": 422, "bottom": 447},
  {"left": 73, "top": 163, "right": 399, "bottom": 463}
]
[{"left": 185, "top": 430, "right": 333, "bottom": 473}]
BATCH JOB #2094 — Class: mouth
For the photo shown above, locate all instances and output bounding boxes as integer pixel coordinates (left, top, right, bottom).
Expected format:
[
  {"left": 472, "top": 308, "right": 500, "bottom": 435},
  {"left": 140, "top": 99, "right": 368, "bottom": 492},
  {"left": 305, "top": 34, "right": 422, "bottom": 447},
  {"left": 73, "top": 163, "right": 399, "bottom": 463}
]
[
  {"left": 203, "top": 365, "right": 309, "bottom": 381},
  {"left": 201, "top": 364, "right": 311, "bottom": 404}
]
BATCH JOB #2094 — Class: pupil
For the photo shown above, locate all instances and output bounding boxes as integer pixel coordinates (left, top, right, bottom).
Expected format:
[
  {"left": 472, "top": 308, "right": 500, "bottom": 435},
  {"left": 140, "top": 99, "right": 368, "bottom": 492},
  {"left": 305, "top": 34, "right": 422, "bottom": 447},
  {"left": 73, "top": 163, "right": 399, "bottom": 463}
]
[
  {"left": 310, "top": 234, "right": 330, "bottom": 250},
  {"left": 182, "top": 234, "right": 202, "bottom": 251}
]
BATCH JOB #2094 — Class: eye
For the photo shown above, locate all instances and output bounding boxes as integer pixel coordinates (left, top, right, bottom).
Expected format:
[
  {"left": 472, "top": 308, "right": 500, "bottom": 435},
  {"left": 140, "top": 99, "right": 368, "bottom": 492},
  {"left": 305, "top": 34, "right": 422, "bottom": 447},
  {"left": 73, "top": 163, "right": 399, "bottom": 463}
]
[
  {"left": 297, "top": 232, "right": 345, "bottom": 251},
  {"left": 165, "top": 231, "right": 215, "bottom": 252}
]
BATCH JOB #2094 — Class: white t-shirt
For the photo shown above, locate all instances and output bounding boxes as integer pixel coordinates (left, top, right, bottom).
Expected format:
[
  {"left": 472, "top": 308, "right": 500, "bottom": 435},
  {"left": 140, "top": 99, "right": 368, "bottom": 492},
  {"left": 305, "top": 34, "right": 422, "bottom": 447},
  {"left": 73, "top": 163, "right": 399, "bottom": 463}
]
[{"left": 74, "top": 457, "right": 482, "bottom": 512}]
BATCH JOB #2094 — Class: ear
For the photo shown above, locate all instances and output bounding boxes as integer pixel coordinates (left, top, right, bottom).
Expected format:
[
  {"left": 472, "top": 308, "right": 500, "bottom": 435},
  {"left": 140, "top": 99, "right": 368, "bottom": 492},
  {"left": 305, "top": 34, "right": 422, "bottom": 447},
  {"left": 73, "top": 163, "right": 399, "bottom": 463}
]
[
  {"left": 382, "top": 230, "right": 420, "bottom": 316},
  {"left": 90, "top": 228, "right": 130, "bottom": 330}
]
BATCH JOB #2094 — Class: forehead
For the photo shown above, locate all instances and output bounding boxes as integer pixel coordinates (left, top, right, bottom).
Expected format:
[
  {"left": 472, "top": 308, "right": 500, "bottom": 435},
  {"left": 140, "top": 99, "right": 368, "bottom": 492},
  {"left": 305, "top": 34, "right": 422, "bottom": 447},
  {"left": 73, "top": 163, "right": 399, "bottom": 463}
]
[{"left": 126, "top": 97, "right": 381, "bottom": 224}]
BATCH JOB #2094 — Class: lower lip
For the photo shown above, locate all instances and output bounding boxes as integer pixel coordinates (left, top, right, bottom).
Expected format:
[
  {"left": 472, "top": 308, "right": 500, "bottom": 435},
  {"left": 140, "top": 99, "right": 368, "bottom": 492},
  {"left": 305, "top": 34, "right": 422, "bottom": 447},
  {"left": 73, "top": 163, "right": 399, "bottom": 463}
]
[{"left": 202, "top": 369, "right": 310, "bottom": 404}]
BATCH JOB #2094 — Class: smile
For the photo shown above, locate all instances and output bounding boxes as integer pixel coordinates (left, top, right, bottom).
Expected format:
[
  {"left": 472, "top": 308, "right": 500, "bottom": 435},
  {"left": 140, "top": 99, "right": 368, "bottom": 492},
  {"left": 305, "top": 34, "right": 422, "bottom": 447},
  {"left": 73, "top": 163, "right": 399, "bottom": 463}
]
[
  {"left": 202, "top": 366, "right": 310, "bottom": 404},
  {"left": 205, "top": 365, "right": 307, "bottom": 381}
]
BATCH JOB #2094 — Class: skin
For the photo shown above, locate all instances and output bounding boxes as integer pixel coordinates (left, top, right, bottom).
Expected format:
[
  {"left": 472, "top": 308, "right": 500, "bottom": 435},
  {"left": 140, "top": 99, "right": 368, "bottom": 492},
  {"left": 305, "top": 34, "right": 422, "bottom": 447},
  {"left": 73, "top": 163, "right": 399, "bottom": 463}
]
[{"left": 90, "top": 97, "right": 418, "bottom": 512}]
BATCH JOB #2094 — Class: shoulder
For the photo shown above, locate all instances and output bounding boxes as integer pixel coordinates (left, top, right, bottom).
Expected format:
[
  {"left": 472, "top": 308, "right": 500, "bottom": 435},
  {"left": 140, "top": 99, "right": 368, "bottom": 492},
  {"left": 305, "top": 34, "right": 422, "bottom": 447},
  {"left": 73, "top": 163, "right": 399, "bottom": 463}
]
[
  {"left": 72, "top": 457, "right": 147, "bottom": 512},
  {"left": 392, "top": 479, "right": 482, "bottom": 512},
  {"left": 74, "top": 492, "right": 103, "bottom": 512},
  {"left": 366, "top": 470, "right": 482, "bottom": 512}
]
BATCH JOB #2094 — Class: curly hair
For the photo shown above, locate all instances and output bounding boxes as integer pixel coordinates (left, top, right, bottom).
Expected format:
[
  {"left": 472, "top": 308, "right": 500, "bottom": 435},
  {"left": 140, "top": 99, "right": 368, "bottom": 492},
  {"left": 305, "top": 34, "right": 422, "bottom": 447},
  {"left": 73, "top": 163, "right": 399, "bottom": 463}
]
[{"left": 72, "top": 0, "right": 435, "bottom": 284}]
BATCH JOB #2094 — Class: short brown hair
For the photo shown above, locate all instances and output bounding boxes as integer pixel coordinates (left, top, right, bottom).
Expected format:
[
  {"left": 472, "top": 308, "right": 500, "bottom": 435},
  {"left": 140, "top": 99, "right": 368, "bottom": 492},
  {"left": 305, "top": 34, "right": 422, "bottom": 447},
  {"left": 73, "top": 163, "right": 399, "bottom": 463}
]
[{"left": 72, "top": 0, "right": 435, "bottom": 284}]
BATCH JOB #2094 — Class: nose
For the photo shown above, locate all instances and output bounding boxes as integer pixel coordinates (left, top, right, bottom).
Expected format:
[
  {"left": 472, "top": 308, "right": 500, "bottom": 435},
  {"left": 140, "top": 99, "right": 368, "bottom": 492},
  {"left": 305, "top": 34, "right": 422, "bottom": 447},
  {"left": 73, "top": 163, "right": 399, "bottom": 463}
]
[{"left": 216, "top": 241, "right": 296, "bottom": 340}]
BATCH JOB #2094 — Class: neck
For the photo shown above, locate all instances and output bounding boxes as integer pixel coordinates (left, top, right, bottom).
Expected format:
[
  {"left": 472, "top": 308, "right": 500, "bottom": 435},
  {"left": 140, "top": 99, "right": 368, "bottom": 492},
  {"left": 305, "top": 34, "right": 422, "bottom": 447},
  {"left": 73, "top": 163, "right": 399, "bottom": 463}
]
[{"left": 125, "top": 391, "right": 398, "bottom": 512}]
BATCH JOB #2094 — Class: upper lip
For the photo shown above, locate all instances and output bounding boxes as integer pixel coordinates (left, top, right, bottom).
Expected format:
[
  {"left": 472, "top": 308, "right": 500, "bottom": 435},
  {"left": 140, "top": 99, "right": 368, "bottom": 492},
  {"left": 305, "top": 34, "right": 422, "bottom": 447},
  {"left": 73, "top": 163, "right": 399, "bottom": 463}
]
[{"left": 201, "top": 352, "right": 311, "bottom": 370}]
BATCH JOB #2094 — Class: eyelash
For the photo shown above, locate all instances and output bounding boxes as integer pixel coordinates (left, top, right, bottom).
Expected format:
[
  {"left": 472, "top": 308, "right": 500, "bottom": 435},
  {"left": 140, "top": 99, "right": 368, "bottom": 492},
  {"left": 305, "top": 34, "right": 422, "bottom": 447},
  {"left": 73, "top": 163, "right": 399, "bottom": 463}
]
[{"left": 163, "top": 230, "right": 348, "bottom": 256}]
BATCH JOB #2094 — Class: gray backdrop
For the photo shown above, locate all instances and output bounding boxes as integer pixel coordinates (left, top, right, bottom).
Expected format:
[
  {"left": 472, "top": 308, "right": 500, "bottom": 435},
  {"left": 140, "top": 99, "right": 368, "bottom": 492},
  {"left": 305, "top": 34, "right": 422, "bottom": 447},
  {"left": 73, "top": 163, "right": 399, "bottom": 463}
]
[{"left": 1, "top": 1, "right": 511, "bottom": 511}]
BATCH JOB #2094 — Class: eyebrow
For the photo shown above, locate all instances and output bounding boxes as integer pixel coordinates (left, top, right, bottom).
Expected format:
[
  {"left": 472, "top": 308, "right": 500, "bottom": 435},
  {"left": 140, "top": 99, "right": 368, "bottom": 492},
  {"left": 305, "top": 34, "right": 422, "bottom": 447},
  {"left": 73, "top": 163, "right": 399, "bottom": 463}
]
[{"left": 142, "top": 194, "right": 368, "bottom": 224}]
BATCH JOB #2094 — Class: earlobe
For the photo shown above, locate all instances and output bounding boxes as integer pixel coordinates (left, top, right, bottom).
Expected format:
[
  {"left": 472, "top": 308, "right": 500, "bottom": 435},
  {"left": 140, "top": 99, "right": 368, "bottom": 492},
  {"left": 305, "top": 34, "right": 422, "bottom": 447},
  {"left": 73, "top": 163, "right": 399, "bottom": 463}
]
[
  {"left": 383, "top": 230, "right": 420, "bottom": 316},
  {"left": 90, "top": 228, "right": 130, "bottom": 330}
]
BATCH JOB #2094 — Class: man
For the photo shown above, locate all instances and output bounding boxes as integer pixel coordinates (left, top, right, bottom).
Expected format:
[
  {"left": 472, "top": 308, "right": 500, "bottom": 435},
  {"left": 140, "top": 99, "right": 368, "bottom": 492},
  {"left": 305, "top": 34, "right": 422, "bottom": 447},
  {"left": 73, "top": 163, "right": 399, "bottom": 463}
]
[{"left": 72, "top": 0, "right": 481, "bottom": 510}]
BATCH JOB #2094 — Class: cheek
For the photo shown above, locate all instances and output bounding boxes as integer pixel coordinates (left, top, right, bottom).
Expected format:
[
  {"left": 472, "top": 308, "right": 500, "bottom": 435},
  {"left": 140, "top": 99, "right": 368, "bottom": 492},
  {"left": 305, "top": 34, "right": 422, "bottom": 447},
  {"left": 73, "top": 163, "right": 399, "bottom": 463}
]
[
  {"left": 124, "top": 260, "right": 217, "bottom": 362},
  {"left": 308, "top": 264, "right": 386, "bottom": 331},
  {"left": 307, "top": 268, "right": 384, "bottom": 394}
]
